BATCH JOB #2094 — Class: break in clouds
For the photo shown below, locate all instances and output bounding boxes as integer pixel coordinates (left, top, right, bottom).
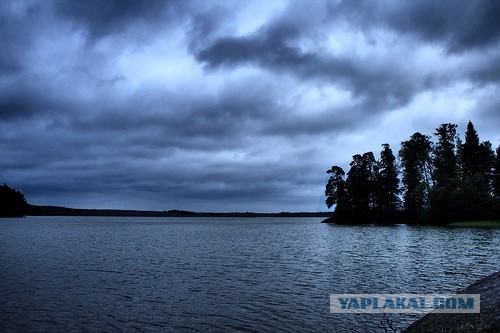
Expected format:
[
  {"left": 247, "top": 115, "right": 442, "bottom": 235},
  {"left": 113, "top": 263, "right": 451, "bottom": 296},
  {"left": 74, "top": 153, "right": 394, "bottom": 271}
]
[{"left": 1, "top": 0, "right": 499, "bottom": 211}]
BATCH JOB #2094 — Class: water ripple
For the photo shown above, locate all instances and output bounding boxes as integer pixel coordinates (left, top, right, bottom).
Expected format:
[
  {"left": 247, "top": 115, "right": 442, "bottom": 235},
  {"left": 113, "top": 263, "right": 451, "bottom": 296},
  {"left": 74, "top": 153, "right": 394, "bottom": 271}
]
[{"left": 0, "top": 217, "right": 498, "bottom": 332}]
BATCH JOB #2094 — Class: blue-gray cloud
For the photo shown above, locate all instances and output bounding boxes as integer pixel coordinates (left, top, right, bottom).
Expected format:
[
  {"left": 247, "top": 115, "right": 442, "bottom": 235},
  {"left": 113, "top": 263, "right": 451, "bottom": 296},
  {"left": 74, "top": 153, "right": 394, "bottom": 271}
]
[{"left": 1, "top": 0, "right": 499, "bottom": 211}]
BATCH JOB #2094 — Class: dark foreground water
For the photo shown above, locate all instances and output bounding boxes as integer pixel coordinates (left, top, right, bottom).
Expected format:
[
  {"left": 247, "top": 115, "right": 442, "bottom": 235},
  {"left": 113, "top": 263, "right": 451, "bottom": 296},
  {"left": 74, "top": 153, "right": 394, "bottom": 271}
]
[{"left": 0, "top": 217, "right": 498, "bottom": 332}]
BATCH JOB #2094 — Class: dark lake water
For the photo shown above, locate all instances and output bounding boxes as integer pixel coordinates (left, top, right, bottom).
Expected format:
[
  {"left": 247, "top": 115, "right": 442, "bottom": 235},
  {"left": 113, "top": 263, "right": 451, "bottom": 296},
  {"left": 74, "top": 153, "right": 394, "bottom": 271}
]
[{"left": 0, "top": 217, "right": 498, "bottom": 332}]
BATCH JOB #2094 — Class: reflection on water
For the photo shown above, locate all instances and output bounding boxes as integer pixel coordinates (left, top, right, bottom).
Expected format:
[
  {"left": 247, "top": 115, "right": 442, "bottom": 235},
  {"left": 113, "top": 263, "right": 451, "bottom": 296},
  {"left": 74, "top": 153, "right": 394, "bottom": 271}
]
[{"left": 0, "top": 217, "right": 498, "bottom": 332}]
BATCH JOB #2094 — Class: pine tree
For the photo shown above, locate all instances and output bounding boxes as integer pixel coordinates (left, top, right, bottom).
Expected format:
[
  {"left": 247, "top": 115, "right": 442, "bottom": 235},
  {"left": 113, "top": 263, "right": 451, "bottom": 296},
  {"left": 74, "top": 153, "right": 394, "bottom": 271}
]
[
  {"left": 325, "top": 165, "right": 352, "bottom": 222},
  {"left": 432, "top": 123, "right": 458, "bottom": 186},
  {"left": 325, "top": 166, "right": 346, "bottom": 209},
  {"left": 399, "top": 132, "right": 433, "bottom": 221},
  {"left": 344, "top": 152, "right": 377, "bottom": 223},
  {"left": 376, "top": 144, "right": 400, "bottom": 221}
]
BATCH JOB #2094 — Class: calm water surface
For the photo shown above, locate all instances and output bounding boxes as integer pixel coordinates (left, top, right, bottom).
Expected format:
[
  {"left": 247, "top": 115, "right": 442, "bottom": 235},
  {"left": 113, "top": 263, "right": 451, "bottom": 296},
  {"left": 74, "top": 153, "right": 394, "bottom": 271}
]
[{"left": 0, "top": 217, "right": 498, "bottom": 332}]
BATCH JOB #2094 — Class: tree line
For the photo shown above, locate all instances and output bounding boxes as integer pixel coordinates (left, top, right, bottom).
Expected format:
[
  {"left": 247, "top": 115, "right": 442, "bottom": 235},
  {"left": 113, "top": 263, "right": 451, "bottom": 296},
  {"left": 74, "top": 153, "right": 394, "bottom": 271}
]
[{"left": 325, "top": 121, "right": 500, "bottom": 224}]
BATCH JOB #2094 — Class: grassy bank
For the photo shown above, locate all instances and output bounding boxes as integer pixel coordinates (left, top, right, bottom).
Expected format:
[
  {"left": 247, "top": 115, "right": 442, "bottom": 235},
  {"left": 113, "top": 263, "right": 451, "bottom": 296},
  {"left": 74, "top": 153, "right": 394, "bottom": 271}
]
[{"left": 447, "top": 220, "right": 500, "bottom": 227}]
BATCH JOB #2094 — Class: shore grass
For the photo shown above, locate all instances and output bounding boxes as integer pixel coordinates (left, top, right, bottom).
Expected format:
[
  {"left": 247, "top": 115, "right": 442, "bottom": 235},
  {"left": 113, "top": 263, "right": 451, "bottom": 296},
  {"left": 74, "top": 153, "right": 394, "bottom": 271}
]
[{"left": 447, "top": 220, "right": 500, "bottom": 227}]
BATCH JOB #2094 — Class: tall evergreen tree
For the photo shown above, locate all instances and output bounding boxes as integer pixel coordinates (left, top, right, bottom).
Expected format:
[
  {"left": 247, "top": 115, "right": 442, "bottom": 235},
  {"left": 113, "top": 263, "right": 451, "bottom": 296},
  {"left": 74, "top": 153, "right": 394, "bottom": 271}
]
[
  {"left": 345, "top": 154, "right": 367, "bottom": 215},
  {"left": 477, "top": 141, "right": 495, "bottom": 190},
  {"left": 432, "top": 123, "right": 458, "bottom": 186},
  {"left": 490, "top": 145, "right": 500, "bottom": 219},
  {"left": 458, "top": 121, "right": 494, "bottom": 181},
  {"left": 398, "top": 132, "right": 433, "bottom": 220},
  {"left": 325, "top": 165, "right": 352, "bottom": 222},
  {"left": 459, "top": 121, "right": 480, "bottom": 179},
  {"left": 455, "top": 122, "right": 495, "bottom": 220},
  {"left": 344, "top": 152, "right": 378, "bottom": 222},
  {"left": 376, "top": 144, "right": 400, "bottom": 221},
  {"left": 494, "top": 145, "right": 500, "bottom": 201},
  {"left": 325, "top": 166, "right": 346, "bottom": 210},
  {"left": 428, "top": 123, "right": 459, "bottom": 222}
]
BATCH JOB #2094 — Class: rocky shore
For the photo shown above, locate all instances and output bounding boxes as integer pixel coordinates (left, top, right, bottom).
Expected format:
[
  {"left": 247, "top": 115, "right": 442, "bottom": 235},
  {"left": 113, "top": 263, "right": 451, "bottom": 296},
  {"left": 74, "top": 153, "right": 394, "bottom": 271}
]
[{"left": 403, "top": 271, "right": 500, "bottom": 332}]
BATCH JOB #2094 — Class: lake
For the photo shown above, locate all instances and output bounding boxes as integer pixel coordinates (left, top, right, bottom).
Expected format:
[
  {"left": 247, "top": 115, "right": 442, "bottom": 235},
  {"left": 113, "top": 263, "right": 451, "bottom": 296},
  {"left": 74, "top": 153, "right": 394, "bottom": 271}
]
[{"left": 0, "top": 216, "right": 498, "bottom": 332}]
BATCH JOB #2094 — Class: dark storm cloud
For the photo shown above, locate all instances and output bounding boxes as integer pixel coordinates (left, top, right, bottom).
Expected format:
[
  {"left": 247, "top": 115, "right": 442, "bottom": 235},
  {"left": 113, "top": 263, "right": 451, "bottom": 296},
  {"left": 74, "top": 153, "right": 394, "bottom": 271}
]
[
  {"left": 260, "top": 104, "right": 369, "bottom": 137},
  {"left": 194, "top": 0, "right": 500, "bottom": 111},
  {"left": 0, "top": 88, "right": 45, "bottom": 121},
  {"left": 1, "top": 0, "right": 499, "bottom": 211},
  {"left": 378, "top": 0, "right": 500, "bottom": 53},
  {"left": 1, "top": 106, "right": 319, "bottom": 211},
  {"left": 466, "top": 52, "right": 500, "bottom": 85},
  {"left": 196, "top": 33, "right": 420, "bottom": 111},
  {"left": 0, "top": 81, "right": 71, "bottom": 121},
  {"left": 321, "top": 0, "right": 500, "bottom": 53},
  {"left": 0, "top": 2, "right": 39, "bottom": 75},
  {"left": 53, "top": 0, "right": 191, "bottom": 41},
  {"left": 67, "top": 78, "right": 280, "bottom": 151}
]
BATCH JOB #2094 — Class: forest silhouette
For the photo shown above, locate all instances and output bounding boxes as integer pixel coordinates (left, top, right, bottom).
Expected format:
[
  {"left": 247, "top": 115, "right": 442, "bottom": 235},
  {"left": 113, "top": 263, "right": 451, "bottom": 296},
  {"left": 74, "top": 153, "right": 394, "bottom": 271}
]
[
  {"left": 0, "top": 183, "right": 27, "bottom": 217},
  {"left": 325, "top": 121, "right": 500, "bottom": 224}
]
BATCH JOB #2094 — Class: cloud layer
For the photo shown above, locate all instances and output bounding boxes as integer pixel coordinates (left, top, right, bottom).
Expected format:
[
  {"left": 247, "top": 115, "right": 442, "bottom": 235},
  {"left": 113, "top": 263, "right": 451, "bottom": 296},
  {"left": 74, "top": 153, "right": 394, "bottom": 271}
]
[{"left": 1, "top": 0, "right": 499, "bottom": 211}]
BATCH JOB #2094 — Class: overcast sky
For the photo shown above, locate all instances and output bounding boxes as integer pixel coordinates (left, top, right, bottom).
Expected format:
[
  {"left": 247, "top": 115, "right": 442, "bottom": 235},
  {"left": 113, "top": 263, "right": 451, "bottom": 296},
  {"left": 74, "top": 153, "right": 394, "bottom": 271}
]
[{"left": 1, "top": 0, "right": 499, "bottom": 212}]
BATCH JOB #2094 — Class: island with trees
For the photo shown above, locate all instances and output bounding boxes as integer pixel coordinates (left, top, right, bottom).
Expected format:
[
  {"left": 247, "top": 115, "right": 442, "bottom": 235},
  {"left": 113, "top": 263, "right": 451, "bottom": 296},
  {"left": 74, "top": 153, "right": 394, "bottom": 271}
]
[{"left": 324, "top": 121, "right": 500, "bottom": 224}]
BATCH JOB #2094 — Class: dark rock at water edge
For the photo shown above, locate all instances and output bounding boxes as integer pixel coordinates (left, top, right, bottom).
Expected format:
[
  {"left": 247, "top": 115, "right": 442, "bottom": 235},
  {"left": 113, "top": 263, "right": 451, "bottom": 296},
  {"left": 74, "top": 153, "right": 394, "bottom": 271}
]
[{"left": 403, "top": 271, "right": 500, "bottom": 333}]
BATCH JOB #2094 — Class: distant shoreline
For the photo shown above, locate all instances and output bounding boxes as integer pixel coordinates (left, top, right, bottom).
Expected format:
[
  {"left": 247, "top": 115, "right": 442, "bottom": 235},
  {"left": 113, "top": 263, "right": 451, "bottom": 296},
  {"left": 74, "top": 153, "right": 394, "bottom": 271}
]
[{"left": 24, "top": 205, "right": 332, "bottom": 218}]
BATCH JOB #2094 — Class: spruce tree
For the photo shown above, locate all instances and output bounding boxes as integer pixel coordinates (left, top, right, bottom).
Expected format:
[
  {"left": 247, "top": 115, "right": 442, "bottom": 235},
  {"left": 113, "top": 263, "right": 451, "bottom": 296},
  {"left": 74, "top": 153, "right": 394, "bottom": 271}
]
[
  {"left": 428, "top": 123, "right": 459, "bottom": 223},
  {"left": 456, "top": 122, "right": 495, "bottom": 220},
  {"left": 459, "top": 121, "right": 480, "bottom": 179}
]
